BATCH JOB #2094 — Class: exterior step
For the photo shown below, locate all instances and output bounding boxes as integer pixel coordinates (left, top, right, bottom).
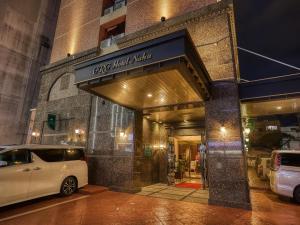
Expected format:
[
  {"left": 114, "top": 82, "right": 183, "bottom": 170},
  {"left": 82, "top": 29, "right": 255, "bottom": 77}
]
[{"left": 79, "top": 185, "right": 108, "bottom": 195}]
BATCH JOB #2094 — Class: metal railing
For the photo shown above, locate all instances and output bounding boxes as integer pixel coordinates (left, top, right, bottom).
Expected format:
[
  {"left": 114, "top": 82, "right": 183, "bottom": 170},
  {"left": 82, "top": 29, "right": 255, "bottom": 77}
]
[
  {"left": 100, "top": 33, "right": 125, "bottom": 49},
  {"left": 103, "top": 0, "right": 126, "bottom": 16}
]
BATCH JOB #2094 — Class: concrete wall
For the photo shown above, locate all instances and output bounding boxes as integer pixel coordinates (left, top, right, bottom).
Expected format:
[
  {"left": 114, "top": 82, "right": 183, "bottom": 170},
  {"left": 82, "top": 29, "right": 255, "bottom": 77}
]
[{"left": 0, "top": 0, "right": 60, "bottom": 144}]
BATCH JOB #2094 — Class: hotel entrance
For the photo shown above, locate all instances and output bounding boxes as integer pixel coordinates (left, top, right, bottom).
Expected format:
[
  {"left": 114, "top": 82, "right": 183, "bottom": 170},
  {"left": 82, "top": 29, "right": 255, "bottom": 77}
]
[
  {"left": 174, "top": 136, "right": 204, "bottom": 187},
  {"left": 73, "top": 30, "right": 250, "bottom": 208}
]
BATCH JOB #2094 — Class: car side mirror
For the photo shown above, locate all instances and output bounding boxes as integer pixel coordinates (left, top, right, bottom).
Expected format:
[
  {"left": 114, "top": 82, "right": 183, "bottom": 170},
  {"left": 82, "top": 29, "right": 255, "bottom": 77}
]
[{"left": 0, "top": 160, "right": 8, "bottom": 167}]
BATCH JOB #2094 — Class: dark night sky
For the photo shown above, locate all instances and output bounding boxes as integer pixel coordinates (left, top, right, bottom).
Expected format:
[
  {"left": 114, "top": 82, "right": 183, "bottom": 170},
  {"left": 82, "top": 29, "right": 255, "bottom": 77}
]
[{"left": 234, "top": 0, "right": 300, "bottom": 81}]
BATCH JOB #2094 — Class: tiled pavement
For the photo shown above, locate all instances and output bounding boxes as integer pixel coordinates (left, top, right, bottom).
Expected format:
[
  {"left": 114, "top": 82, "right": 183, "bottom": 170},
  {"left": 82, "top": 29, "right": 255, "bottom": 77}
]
[
  {"left": 136, "top": 183, "right": 209, "bottom": 204},
  {"left": 0, "top": 187, "right": 300, "bottom": 225}
]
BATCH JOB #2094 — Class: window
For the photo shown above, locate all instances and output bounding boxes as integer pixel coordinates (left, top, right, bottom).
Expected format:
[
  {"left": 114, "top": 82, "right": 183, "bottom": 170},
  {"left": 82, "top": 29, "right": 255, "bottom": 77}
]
[
  {"left": 0, "top": 149, "right": 31, "bottom": 167},
  {"left": 32, "top": 149, "right": 64, "bottom": 162},
  {"left": 60, "top": 74, "right": 70, "bottom": 90},
  {"left": 31, "top": 149, "right": 85, "bottom": 162},
  {"left": 280, "top": 153, "right": 300, "bottom": 167},
  {"left": 48, "top": 73, "right": 78, "bottom": 101},
  {"left": 64, "top": 149, "right": 85, "bottom": 161}
]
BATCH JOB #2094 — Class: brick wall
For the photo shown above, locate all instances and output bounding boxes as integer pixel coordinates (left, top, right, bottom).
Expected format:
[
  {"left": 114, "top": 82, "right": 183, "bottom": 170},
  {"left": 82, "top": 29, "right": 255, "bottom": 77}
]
[
  {"left": 50, "top": 0, "right": 102, "bottom": 63},
  {"left": 126, "top": 0, "right": 217, "bottom": 34}
]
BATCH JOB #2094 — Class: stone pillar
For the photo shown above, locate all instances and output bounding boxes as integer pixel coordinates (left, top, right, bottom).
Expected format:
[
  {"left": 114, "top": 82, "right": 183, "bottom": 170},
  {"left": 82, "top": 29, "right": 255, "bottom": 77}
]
[
  {"left": 132, "top": 110, "right": 144, "bottom": 190},
  {"left": 205, "top": 81, "right": 251, "bottom": 209}
]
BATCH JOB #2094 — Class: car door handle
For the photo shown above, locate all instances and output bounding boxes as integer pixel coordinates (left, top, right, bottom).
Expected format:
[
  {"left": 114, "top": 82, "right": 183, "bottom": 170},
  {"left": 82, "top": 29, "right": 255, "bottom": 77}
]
[
  {"left": 22, "top": 168, "right": 31, "bottom": 172},
  {"left": 33, "top": 167, "right": 41, "bottom": 170}
]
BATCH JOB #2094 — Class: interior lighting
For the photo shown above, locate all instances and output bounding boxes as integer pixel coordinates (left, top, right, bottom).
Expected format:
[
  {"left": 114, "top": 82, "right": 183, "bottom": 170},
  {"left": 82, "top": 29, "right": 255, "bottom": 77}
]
[
  {"left": 147, "top": 93, "right": 153, "bottom": 98},
  {"left": 120, "top": 131, "right": 125, "bottom": 137},
  {"left": 161, "top": 16, "right": 166, "bottom": 22},
  {"left": 276, "top": 106, "right": 282, "bottom": 110}
]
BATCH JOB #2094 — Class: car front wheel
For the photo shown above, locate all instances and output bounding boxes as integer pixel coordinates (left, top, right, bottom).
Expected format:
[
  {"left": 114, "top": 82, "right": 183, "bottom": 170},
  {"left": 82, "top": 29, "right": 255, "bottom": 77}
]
[
  {"left": 60, "top": 176, "right": 77, "bottom": 196},
  {"left": 293, "top": 186, "right": 300, "bottom": 203}
]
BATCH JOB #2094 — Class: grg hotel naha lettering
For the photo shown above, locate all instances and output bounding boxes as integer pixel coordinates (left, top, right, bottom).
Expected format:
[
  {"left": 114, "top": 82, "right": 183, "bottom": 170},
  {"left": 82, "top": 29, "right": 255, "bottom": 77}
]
[{"left": 92, "top": 52, "right": 152, "bottom": 75}]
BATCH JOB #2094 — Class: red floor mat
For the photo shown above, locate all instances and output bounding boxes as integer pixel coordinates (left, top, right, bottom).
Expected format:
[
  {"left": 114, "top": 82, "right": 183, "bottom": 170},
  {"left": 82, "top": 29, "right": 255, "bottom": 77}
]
[{"left": 175, "top": 182, "right": 202, "bottom": 189}]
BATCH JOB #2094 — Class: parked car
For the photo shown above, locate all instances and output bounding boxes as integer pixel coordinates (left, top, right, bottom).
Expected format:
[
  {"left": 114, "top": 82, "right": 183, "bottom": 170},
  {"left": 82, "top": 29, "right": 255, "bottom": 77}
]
[
  {"left": 0, "top": 145, "right": 88, "bottom": 207},
  {"left": 269, "top": 150, "right": 300, "bottom": 203}
]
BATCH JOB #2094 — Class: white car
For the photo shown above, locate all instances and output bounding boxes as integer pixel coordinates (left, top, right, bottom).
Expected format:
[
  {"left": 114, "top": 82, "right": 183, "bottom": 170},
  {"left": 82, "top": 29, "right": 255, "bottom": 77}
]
[
  {"left": 269, "top": 150, "right": 300, "bottom": 203},
  {"left": 0, "top": 145, "right": 88, "bottom": 207}
]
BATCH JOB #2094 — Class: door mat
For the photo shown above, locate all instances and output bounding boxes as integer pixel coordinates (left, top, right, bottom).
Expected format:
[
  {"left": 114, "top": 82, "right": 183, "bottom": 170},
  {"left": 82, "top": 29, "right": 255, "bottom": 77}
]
[{"left": 175, "top": 182, "right": 202, "bottom": 189}]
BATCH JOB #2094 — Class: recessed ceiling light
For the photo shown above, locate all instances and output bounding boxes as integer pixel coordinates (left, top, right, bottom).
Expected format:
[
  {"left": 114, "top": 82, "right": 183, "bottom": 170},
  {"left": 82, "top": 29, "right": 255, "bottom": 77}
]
[
  {"left": 276, "top": 106, "right": 282, "bottom": 110},
  {"left": 147, "top": 93, "right": 152, "bottom": 98},
  {"left": 122, "top": 84, "right": 127, "bottom": 89},
  {"left": 146, "top": 116, "right": 150, "bottom": 119}
]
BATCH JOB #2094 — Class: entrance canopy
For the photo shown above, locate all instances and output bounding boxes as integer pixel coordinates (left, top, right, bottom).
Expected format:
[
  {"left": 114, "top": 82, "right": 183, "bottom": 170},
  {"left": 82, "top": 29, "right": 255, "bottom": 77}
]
[{"left": 75, "top": 30, "right": 211, "bottom": 110}]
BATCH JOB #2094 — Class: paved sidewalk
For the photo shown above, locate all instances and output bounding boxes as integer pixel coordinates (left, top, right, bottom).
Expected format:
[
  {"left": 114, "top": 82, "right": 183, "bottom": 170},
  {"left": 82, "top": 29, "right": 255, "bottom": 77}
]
[
  {"left": 136, "top": 183, "right": 209, "bottom": 204},
  {"left": 0, "top": 189, "right": 300, "bottom": 225}
]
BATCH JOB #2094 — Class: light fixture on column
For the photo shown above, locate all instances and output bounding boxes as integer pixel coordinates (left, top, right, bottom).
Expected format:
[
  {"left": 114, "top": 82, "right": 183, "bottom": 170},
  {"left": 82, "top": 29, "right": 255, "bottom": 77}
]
[{"left": 161, "top": 16, "right": 166, "bottom": 22}]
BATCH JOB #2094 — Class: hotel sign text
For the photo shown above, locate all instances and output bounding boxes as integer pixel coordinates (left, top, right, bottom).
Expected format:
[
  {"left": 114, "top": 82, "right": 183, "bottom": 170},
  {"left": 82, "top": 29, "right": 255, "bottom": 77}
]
[{"left": 92, "top": 52, "right": 152, "bottom": 76}]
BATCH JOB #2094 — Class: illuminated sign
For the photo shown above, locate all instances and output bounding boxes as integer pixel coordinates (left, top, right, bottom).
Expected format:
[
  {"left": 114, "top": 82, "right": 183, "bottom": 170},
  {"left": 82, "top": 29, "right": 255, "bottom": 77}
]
[{"left": 92, "top": 52, "right": 152, "bottom": 76}]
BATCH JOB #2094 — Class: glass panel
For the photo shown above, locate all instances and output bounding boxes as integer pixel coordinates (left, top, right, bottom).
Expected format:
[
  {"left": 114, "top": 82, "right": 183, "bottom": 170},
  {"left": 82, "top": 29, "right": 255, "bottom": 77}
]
[
  {"left": 32, "top": 149, "right": 64, "bottom": 162},
  {"left": 64, "top": 149, "right": 85, "bottom": 161},
  {"left": 88, "top": 96, "right": 134, "bottom": 155},
  {"left": 281, "top": 153, "right": 300, "bottom": 167},
  {"left": 0, "top": 149, "right": 30, "bottom": 166}
]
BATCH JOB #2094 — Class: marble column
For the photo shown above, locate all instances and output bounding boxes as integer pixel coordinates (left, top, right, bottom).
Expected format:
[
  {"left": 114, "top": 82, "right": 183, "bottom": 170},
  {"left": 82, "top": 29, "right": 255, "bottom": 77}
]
[{"left": 205, "top": 81, "right": 251, "bottom": 209}]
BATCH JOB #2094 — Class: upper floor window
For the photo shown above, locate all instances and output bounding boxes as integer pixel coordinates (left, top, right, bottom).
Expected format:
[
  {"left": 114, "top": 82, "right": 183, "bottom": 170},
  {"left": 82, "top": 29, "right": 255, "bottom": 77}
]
[
  {"left": 99, "top": 20, "right": 126, "bottom": 49},
  {"left": 102, "top": 0, "right": 127, "bottom": 16}
]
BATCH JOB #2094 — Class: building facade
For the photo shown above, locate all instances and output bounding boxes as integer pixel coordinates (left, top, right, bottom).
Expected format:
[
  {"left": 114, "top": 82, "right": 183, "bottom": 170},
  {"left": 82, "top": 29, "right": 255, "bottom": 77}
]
[
  {"left": 0, "top": 0, "right": 60, "bottom": 144},
  {"left": 32, "top": 0, "right": 264, "bottom": 209}
]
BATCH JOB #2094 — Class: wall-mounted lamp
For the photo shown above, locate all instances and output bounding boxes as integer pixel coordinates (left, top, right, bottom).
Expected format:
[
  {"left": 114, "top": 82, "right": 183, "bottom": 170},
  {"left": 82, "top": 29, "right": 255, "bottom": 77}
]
[
  {"left": 31, "top": 131, "right": 40, "bottom": 144},
  {"left": 161, "top": 16, "right": 166, "bottom": 22},
  {"left": 220, "top": 125, "right": 226, "bottom": 133},
  {"left": 74, "top": 129, "right": 84, "bottom": 140},
  {"left": 67, "top": 53, "right": 71, "bottom": 57},
  {"left": 244, "top": 128, "right": 251, "bottom": 135},
  {"left": 74, "top": 128, "right": 84, "bottom": 140},
  {"left": 120, "top": 131, "right": 126, "bottom": 137},
  {"left": 32, "top": 131, "right": 40, "bottom": 137}
]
